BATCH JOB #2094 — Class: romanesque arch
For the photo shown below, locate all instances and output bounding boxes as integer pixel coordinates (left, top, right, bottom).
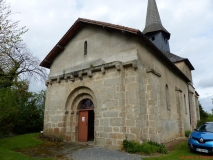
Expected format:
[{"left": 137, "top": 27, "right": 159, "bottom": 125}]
[{"left": 64, "top": 86, "right": 96, "bottom": 142}]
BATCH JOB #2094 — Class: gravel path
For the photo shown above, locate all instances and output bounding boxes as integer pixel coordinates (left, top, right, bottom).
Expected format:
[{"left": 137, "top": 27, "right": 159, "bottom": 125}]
[{"left": 69, "top": 146, "right": 147, "bottom": 160}]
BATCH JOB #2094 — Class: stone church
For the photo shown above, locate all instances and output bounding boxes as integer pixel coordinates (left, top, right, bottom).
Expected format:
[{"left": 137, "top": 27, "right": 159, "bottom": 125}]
[{"left": 40, "top": 0, "right": 200, "bottom": 149}]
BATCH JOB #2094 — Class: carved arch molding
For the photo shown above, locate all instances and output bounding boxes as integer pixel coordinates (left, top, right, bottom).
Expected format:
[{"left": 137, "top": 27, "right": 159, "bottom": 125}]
[
  {"left": 65, "top": 86, "right": 96, "bottom": 112},
  {"left": 64, "top": 86, "right": 96, "bottom": 141}
]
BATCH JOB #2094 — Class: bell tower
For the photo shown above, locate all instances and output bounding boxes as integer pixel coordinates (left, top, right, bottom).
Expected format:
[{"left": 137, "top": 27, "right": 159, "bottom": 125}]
[{"left": 143, "top": 0, "right": 171, "bottom": 52}]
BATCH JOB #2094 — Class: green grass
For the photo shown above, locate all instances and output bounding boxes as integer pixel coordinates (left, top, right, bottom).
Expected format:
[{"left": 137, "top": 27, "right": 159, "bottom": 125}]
[
  {"left": 144, "top": 142, "right": 212, "bottom": 160},
  {"left": 0, "top": 133, "right": 51, "bottom": 160}
]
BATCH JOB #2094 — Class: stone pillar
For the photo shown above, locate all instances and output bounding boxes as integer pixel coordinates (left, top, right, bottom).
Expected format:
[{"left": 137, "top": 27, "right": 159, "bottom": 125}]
[
  {"left": 189, "top": 90, "right": 196, "bottom": 130},
  {"left": 175, "top": 88, "right": 184, "bottom": 137},
  {"left": 145, "top": 71, "right": 161, "bottom": 143}
]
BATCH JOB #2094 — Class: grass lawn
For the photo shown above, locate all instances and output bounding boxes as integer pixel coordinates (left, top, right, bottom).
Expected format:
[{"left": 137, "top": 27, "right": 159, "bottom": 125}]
[
  {"left": 0, "top": 133, "right": 52, "bottom": 160},
  {"left": 144, "top": 142, "right": 213, "bottom": 160}
]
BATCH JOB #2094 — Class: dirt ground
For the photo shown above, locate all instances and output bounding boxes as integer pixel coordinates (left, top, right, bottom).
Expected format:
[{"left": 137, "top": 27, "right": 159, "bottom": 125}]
[
  {"left": 164, "top": 137, "right": 187, "bottom": 152},
  {"left": 16, "top": 137, "right": 187, "bottom": 159}
]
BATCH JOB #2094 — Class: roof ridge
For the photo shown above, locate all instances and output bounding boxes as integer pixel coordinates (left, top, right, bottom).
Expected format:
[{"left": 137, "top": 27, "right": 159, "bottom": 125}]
[{"left": 78, "top": 18, "right": 140, "bottom": 33}]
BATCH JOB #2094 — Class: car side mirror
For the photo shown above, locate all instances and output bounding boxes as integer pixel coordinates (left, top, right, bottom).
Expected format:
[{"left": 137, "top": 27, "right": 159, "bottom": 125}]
[{"left": 194, "top": 129, "right": 197, "bottom": 131}]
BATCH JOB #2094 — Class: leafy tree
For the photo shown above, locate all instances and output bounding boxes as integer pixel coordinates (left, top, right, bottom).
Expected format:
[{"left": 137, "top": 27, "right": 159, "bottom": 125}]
[
  {"left": 0, "top": 0, "right": 47, "bottom": 88},
  {"left": 199, "top": 102, "right": 208, "bottom": 120},
  {"left": 212, "top": 96, "right": 213, "bottom": 113},
  {"left": 0, "top": 81, "right": 46, "bottom": 135},
  {"left": 13, "top": 90, "right": 46, "bottom": 134},
  {"left": 197, "top": 102, "right": 209, "bottom": 127}
]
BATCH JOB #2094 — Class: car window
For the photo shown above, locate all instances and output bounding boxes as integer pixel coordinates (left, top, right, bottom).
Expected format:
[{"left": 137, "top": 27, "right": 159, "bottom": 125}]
[{"left": 197, "top": 123, "right": 213, "bottom": 132}]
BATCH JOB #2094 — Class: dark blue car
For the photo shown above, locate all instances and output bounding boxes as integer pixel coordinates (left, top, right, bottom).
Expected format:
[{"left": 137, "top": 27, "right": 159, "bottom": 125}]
[{"left": 188, "top": 122, "right": 213, "bottom": 153}]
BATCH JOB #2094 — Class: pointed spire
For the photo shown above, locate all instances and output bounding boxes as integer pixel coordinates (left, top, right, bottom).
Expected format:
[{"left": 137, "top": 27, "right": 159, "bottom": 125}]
[{"left": 143, "top": 0, "right": 170, "bottom": 39}]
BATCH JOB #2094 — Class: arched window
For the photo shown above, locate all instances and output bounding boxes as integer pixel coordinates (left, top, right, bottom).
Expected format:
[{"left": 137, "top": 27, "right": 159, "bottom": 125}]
[
  {"left": 184, "top": 94, "right": 187, "bottom": 114},
  {"left": 84, "top": 41, "right": 87, "bottom": 55},
  {"left": 165, "top": 84, "right": 170, "bottom": 110},
  {"left": 79, "top": 99, "right": 94, "bottom": 110}
]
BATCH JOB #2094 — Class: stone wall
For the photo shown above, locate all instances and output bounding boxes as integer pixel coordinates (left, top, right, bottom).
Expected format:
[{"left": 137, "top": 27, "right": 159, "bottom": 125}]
[{"left": 44, "top": 61, "right": 145, "bottom": 149}]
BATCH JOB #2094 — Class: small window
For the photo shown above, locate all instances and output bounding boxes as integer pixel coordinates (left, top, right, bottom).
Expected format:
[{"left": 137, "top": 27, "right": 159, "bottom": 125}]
[
  {"left": 166, "top": 84, "right": 170, "bottom": 110},
  {"left": 84, "top": 41, "right": 87, "bottom": 55},
  {"left": 184, "top": 95, "right": 187, "bottom": 114},
  {"left": 152, "top": 36, "right": 155, "bottom": 41}
]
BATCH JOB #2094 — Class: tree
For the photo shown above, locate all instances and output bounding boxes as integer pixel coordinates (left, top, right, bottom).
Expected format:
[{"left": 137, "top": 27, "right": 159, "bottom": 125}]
[
  {"left": 0, "top": 81, "right": 46, "bottom": 135},
  {"left": 199, "top": 102, "right": 208, "bottom": 120},
  {"left": 211, "top": 96, "right": 213, "bottom": 114},
  {"left": 0, "top": 0, "right": 47, "bottom": 88}
]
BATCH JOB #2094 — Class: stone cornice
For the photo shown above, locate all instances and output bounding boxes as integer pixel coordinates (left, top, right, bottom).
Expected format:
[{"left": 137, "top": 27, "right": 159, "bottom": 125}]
[
  {"left": 146, "top": 69, "right": 161, "bottom": 77},
  {"left": 45, "top": 60, "right": 138, "bottom": 86}
]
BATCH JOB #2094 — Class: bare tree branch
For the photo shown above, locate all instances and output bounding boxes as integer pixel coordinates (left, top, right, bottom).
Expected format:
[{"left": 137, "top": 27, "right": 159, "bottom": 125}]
[{"left": 0, "top": 0, "right": 47, "bottom": 88}]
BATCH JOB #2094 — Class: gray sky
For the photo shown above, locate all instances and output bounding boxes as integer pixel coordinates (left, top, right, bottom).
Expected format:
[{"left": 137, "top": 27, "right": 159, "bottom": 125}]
[{"left": 7, "top": 0, "right": 213, "bottom": 112}]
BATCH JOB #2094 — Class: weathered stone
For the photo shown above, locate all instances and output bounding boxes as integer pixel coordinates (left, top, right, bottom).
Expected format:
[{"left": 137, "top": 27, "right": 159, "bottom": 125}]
[
  {"left": 106, "top": 139, "right": 112, "bottom": 145},
  {"left": 100, "top": 132, "right": 109, "bottom": 138},
  {"left": 130, "top": 127, "right": 140, "bottom": 134},
  {"left": 51, "top": 116, "right": 59, "bottom": 122},
  {"left": 96, "top": 138, "right": 105, "bottom": 146},
  {"left": 100, "top": 119, "right": 109, "bottom": 127},
  {"left": 109, "top": 133, "right": 123, "bottom": 139},
  {"left": 126, "top": 70, "right": 137, "bottom": 77},
  {"left": 101, "top": 94, "right": 113, "bottom": 103},
  {"left": 103, "top": 111, "right": 118, "bottom": 117},
  {"left": 125, "top": 77, "right": 136, "bottom": 84},
  {"left": 106, "top": 86, "right": 117, "bottom": 94},
  {"left": 118, "top": 99, "right": 125, "bottom": 107},
  {"left": 110, "top": 118, "right": 124, "bottom": 126},
  {"left": 143, "top": 128, "right": 149, "bottom": 134},
  {"left": 104, "top": 127, "right": 112, "bottom": 132},
  {"left": 126, "top": 90, "right": 136, "bottom": 98},
  {"left": 113, "top": 127, "right": 119, "bottom": 132},
  {"left": 58, "top": 122, "right": 65, "bottom": 127},
  {"left": 54, "top": 128, "right": 59, "bottom": 134},
  {"left": 114, "top": 92, "right": 124, "bottom": 99},
  {"left": 104, "top": 78, "right": 122, "bottom": 86},
  {"left": 105, "top": 100, "right": 118, "bottom": 108},
  {"left": 126, "top": 83, "right": 138, "bottom": 91},
  {"left": 126, "top": 119, "right": 136, "bottom": 127}
]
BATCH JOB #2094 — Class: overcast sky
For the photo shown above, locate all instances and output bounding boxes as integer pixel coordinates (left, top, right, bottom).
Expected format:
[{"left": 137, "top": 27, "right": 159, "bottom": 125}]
[{"left": 7, "top": 0, "right": 213, "bottom": 112}]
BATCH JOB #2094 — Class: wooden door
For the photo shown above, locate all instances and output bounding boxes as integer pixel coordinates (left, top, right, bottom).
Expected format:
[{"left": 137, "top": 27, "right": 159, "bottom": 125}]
[{"left": 78, "top": 111, "right": 88, "bottom": 141}]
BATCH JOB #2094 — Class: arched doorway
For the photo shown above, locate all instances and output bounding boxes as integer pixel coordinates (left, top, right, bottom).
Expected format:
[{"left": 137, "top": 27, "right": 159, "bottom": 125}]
[{"left": 78, "top": 99, "right": 94, "bottom": 142}]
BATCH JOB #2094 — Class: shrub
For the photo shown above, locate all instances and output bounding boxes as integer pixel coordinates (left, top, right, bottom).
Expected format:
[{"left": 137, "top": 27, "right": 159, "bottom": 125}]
[
  {"left": 185, "top": 130, "right": 191, "bottom": 137},
  {"left": 123, "top": 140, "right": 140, "bottom": 153},
  {"left": 123, "top": 139, "right": 167, "bottom": 154}
]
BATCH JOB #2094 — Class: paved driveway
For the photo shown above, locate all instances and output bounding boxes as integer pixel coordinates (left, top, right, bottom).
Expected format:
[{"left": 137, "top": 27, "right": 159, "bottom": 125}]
[{"left": 69, "top": 146, "right": 146, "bottom": 160}]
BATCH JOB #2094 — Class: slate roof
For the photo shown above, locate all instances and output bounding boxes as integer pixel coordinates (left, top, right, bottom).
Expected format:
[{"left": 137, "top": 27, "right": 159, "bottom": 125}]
[
  {"left": 143, "top": 0, "right": 170, "bottom": 39},
  {"left": 163, "top": 52, "right": 194, "bottom": 70}
]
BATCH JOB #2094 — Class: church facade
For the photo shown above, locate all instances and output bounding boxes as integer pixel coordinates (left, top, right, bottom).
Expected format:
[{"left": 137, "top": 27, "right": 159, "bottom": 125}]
[{"left": 40, "top": 0, "right": 200, "bottom": 149}]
